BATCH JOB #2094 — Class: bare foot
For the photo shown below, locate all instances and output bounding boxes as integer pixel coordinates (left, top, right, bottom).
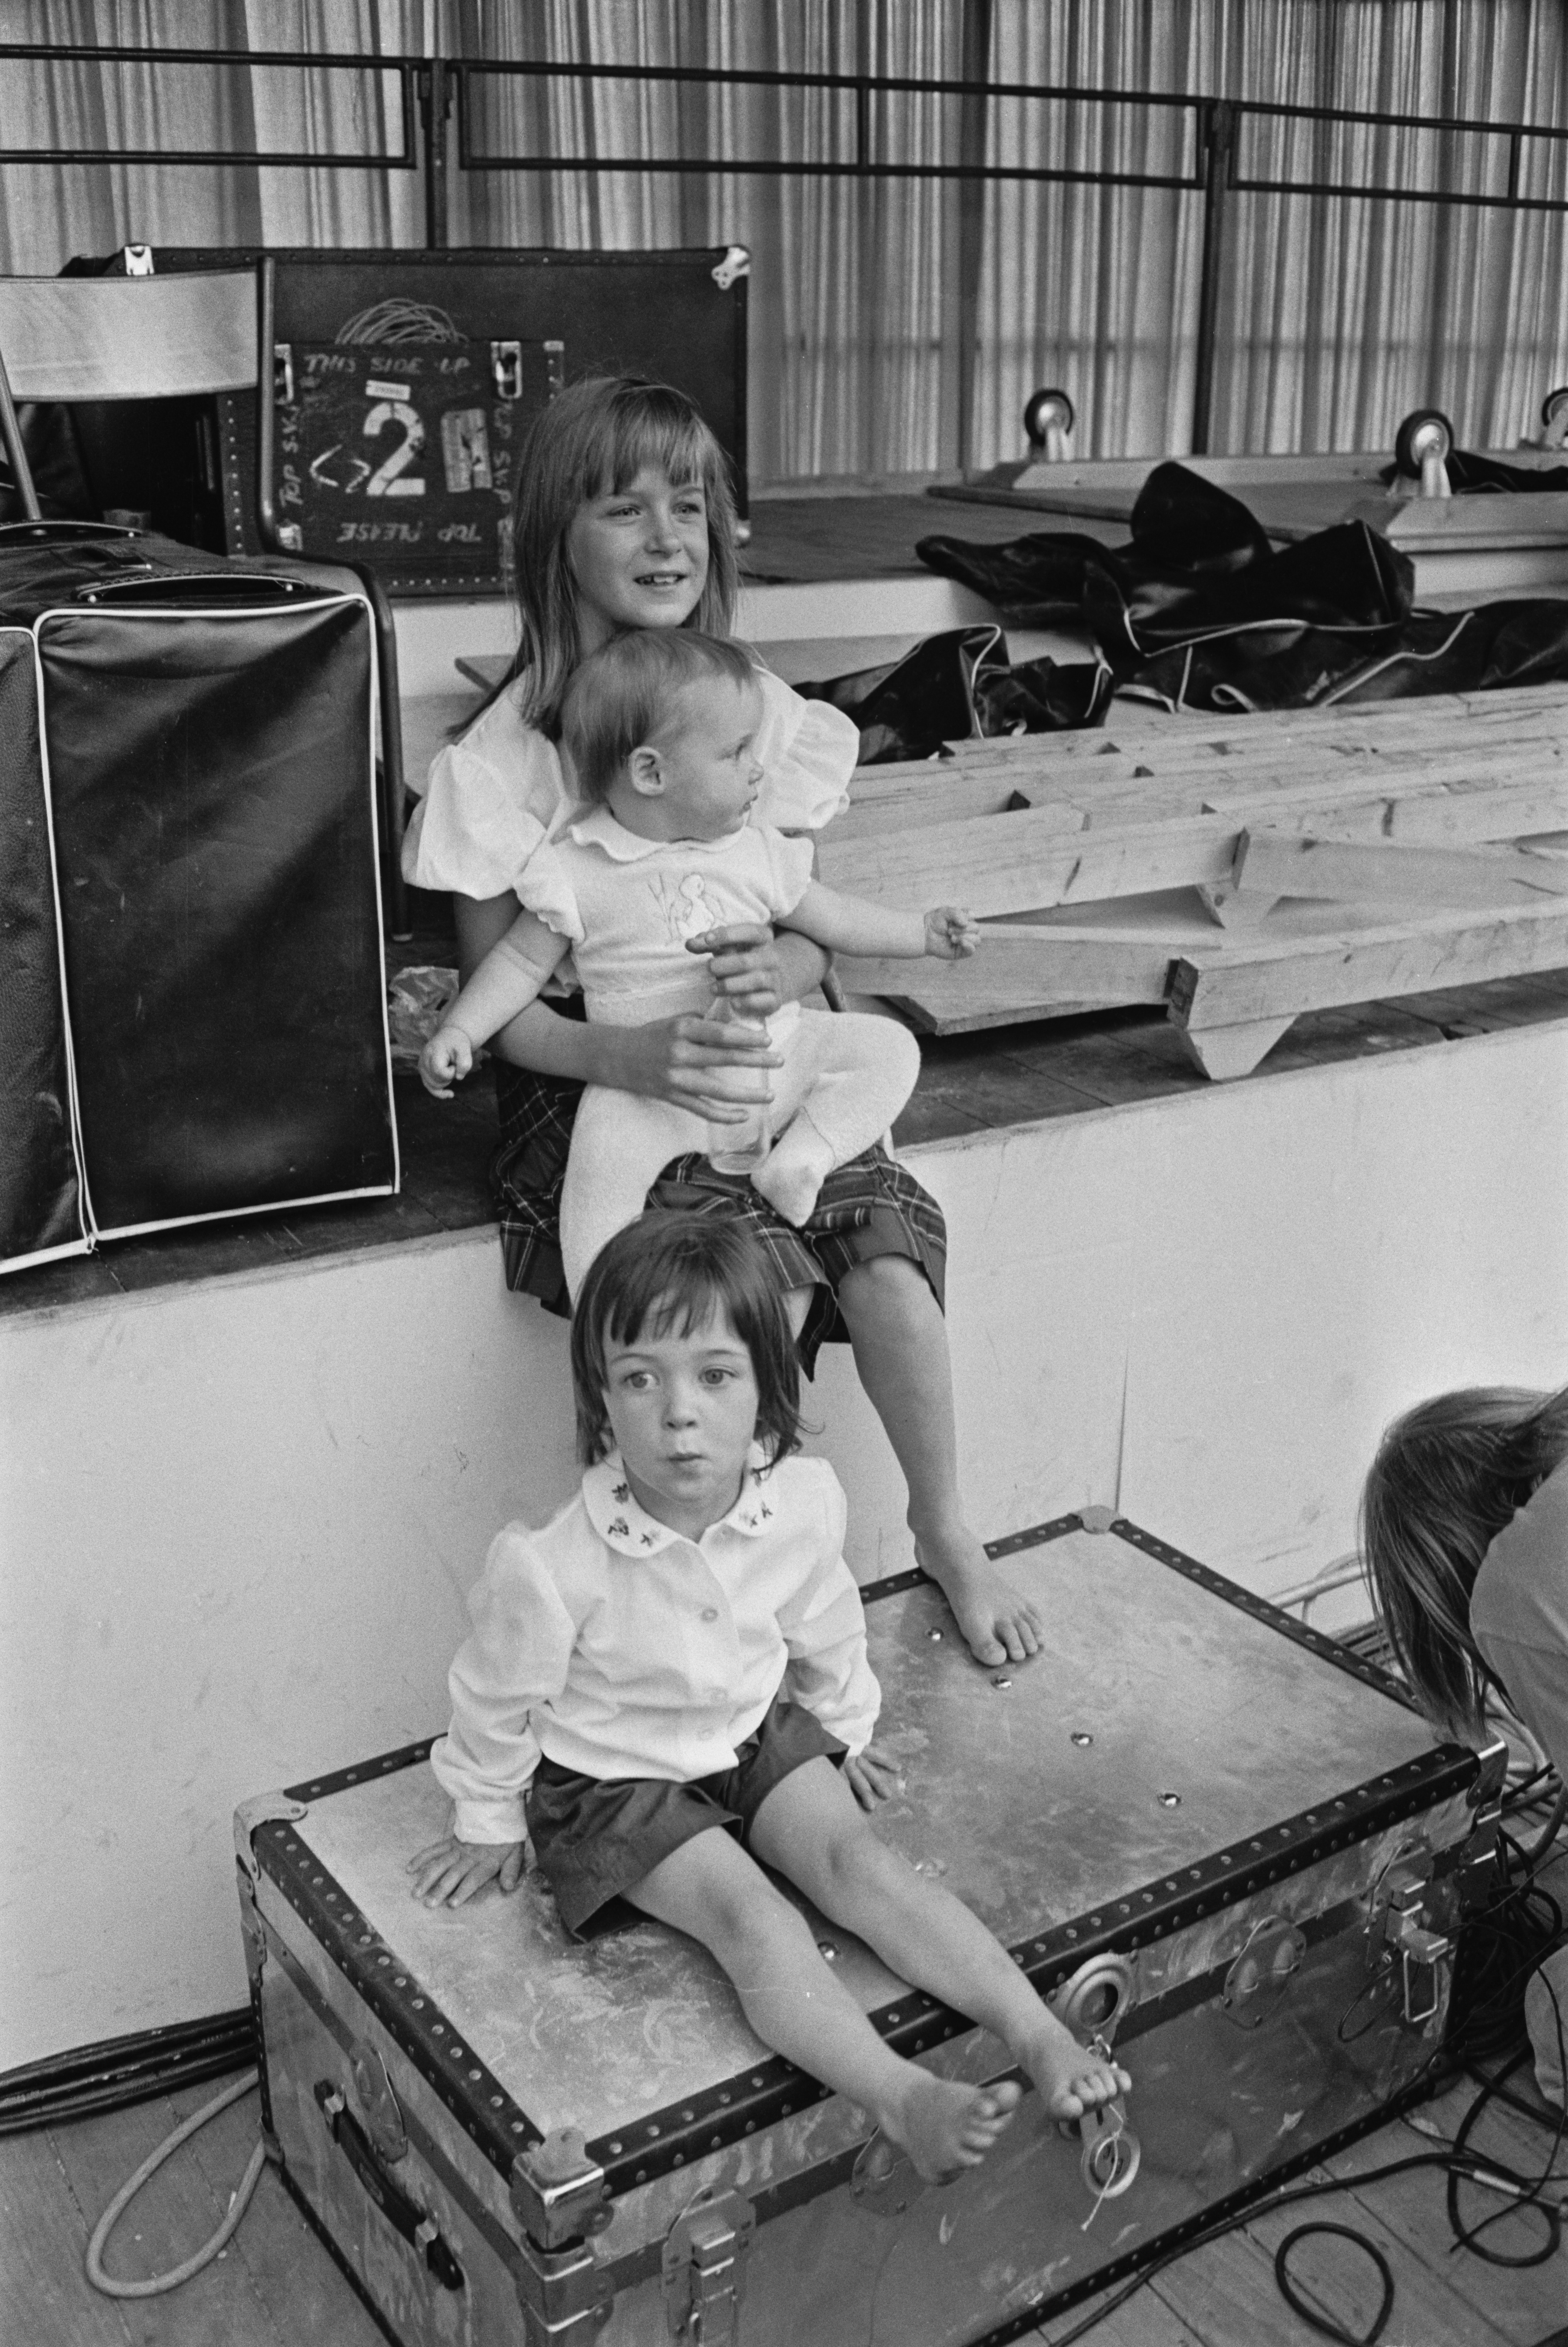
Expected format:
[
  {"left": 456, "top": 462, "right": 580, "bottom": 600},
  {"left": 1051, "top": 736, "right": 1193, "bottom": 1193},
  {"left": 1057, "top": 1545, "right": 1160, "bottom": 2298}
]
[
  {"left": 914, "top": 1523, "right": 1043, "bottom": 1666},
  {"left": 880, "top": 2072, "right": 1023, "bottom": 2183},
  {"left": 1017, "top": 2013, "right": 1131, "bottom": 2122}
]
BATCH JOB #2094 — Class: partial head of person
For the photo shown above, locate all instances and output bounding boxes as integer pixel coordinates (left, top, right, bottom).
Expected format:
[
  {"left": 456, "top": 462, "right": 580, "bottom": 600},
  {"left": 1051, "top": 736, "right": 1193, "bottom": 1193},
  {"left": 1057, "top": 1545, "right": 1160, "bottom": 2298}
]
[
  {"left": 1360, "top": 1381, "right": 1568, "bottom": 1736},
  {"left": 507, "top": 376, "right": 741, "bottom": 732},
  {"left": 569, "top": 1213, "right": 805, "bottom": 1510},
  {"left": 561, "top": 628, "right": 763, "bottom": 842}
]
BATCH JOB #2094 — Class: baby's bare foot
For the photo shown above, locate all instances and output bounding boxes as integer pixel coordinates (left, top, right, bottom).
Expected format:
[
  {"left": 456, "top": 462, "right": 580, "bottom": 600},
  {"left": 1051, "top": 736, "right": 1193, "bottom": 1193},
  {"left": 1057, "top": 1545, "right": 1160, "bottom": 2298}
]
[
  {"left": 1019, "top": 2013, "right": 1131, "bottom": 2122},
  {"left": 881, "top": 2072, "right": 1022, "bottom": 2183},
  {"left": 914, "top": 1524, "right": 1043, "bottom": 1666}
]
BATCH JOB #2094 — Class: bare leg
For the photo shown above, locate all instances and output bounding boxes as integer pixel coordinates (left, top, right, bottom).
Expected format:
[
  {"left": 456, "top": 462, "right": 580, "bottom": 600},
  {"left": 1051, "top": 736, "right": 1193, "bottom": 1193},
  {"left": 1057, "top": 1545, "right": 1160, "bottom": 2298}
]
[
  {"left": 751, "top": 1761, "right": 1130, "bottom": 2119},
  {"left": 624, "top": 1826, "right": 1020, "bottom": 2183},
  {"left": 835, "top": 1256, "right": 1043, "bottom": 1666}
]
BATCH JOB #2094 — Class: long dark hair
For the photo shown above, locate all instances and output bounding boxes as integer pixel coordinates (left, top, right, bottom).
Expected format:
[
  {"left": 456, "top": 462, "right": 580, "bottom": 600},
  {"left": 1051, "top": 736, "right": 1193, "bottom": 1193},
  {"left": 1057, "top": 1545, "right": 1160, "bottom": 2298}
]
[
  {"left": 570, "top": 1213, "right": 805, "bottom": 1469},
  {"left": 490, "top": 376, "right": 740, "bottom": 738},
  {"left": 1360, "top": 1383, "right": 1568, "bottom": 1736}
]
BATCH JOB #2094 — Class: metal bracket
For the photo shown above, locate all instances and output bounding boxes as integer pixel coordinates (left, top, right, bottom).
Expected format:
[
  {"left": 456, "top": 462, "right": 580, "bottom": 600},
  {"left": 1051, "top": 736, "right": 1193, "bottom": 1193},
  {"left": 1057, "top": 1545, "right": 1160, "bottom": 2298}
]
[
  {"left": 273, "top": 340, "right": 296, "bottom": 409},
  {"left": 1467, "top": 1735, "right": 1510, "bottom": 1811},
  {"left": 662, "top": 2189, "right": 754, "bottom": 2345},
  {"left": 1368, "top": 1842, "right": 1452, "bottom": 2029},
  {"left": 850, "top": 2129, "right": 927, "bottom": 2220},
  {"left": 512, "top": 2128, "right": 611, "bottom": 2250},
  {"left": 515, "top": 2231, "right": 613, "bottom": 2343},
  {"left": 233, "top": 1791, "right": 308, "bottom": 1882},
  {"left": 492, "top": 340, "right": 524, "bottom": 401},
  {"left": 544, "top": 340, "right": 567, "bottom": 397},
  {"left": 1221, "top": 1915, "right": 1306, "bottom": 2029},
  {"left": 1077, "top": 2094, "right": 1140, "bottom": 2202},
  {"left": 711, "top": 246, "right": 751, "bottom": 290},
  {"left": 349, "top": 2040, "right": 408, "bottom": 2166},
  {"left": 1053, "top": 1950, "right": 1136, "bottom": 2044},
  {"left": 122, "top": 243, "right": 154, "bottom": 276}
]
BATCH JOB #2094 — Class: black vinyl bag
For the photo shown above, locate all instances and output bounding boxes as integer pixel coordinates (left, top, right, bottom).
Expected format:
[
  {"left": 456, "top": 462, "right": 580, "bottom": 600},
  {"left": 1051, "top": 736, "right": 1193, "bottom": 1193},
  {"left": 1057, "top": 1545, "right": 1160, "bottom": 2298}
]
[
  {"left": 0, "top": 525, "right": 396, "bottom": 1272},
  {"left": 919, "top": 460, "right": 1568, "bottom": 712},
  {"left": 795, "top": 623, "right": 1111, "bottom": 763}
]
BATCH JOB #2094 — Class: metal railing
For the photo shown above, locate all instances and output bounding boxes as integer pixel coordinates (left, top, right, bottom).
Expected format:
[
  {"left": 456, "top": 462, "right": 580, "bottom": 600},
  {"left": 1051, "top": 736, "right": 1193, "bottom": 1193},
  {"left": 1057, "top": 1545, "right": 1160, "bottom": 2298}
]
[{"left": 6, "top": 41, "right": 1568, "bottom": 455}]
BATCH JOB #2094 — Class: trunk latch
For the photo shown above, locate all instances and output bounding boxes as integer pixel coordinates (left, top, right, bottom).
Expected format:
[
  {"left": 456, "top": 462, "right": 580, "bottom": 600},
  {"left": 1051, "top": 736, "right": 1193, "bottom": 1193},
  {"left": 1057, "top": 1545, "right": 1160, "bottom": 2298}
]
[{"left": 662, "top": 2187, "right": 754, "bottom": 2344}]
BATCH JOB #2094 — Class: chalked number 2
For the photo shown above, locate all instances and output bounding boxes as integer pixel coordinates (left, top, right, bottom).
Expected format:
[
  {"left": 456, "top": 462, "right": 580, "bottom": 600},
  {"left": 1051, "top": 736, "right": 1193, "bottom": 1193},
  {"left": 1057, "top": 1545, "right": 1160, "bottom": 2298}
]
[{"left": 363, "top": 401, "right": 426, "bottom": 497}]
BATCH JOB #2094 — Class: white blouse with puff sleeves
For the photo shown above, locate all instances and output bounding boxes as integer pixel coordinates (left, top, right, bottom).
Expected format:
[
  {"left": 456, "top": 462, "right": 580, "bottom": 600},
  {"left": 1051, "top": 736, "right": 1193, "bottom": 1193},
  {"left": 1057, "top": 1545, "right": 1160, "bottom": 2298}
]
[{"left": 403, "top": 664, "right": 857, "bottom": 904}]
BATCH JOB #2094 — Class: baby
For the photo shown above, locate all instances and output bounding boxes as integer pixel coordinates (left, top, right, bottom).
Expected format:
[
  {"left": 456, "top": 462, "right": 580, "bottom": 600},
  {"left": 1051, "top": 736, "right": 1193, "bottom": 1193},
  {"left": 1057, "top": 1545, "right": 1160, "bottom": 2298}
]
[
  {"left": 411, "top": 1211, "right": 1130, "bottom": 2184},
  {"left": 419, "top": 628, "right": 978, "bottom": 1297}
]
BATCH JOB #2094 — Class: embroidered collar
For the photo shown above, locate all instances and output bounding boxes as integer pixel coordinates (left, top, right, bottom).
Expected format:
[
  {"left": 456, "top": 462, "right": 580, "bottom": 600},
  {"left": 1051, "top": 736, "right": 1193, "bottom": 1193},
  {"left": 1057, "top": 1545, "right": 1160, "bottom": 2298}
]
[
  {"left": 564, "top": 802, "right": 749, "bottom": 863},
  {"left": 583, "top": 1446, "right": 778, "bottom": 1553}
]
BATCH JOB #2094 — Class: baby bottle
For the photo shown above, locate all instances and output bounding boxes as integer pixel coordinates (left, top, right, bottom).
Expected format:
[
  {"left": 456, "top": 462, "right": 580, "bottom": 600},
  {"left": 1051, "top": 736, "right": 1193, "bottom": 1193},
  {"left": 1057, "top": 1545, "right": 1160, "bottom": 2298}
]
[{"left": 705, "top": 994, "right": 772, "bottom": 1174}]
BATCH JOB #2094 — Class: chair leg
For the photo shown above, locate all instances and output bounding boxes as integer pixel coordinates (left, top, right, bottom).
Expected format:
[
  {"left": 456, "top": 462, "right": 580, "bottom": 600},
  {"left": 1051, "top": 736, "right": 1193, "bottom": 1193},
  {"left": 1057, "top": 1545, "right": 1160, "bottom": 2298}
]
[
  {"left": 0, "top": 348, "right": 43, "bottom": 521},
  {"left": 352, "top": 565, "right": 411, "bottom": 941}
]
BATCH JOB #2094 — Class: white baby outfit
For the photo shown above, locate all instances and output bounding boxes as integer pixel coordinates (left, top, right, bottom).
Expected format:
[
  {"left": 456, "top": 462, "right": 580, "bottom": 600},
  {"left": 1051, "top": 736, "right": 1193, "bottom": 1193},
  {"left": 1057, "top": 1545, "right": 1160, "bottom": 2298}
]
[{"left": 511, "top": 805, "right": 920, "bottom": 1294}]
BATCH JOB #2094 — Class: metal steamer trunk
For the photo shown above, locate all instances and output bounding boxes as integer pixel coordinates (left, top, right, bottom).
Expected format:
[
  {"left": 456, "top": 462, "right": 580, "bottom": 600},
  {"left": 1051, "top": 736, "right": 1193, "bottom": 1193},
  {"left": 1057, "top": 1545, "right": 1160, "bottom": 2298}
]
[{"left": 235, "top": 1512, "right": 1502, "bottom": 2347}]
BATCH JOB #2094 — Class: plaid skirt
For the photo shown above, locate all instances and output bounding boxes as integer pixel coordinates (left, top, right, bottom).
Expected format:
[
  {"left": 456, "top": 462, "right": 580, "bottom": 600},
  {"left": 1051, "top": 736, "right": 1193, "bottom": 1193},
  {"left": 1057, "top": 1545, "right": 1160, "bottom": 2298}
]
[{"left": 491, "top": 1057, "right": 946, "bottom": 1378}]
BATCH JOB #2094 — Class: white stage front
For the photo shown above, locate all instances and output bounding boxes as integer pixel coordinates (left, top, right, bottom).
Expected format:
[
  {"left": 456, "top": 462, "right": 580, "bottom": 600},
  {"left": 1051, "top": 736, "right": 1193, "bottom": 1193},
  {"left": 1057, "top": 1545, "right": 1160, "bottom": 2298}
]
[{"left": 3, "top": 1018, "right": 1566, "bottom": 2071}]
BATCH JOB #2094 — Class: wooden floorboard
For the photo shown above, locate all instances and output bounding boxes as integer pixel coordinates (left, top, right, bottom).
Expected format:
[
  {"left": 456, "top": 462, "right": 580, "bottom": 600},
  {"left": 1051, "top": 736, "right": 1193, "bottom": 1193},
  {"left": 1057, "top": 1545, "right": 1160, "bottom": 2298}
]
[
  {"left": 0, "top": 2128, "right": 133, "bottom": 2347},
  {"left": 7, "top": 2060, "right": 1564, "bottom": 2345},
  {"left": 161, "top": 2078, "right": 385, "bottom": 2347},
  {"left": 38, "top": 2089, "right": 284, "bottom": 2347}
]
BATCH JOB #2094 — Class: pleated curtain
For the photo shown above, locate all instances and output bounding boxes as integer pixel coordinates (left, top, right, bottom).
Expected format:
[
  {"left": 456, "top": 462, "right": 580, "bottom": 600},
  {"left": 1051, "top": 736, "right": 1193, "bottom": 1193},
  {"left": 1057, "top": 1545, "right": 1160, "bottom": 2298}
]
[{"left": 3, "top": 0, "right": 1568, "bottom": 479}]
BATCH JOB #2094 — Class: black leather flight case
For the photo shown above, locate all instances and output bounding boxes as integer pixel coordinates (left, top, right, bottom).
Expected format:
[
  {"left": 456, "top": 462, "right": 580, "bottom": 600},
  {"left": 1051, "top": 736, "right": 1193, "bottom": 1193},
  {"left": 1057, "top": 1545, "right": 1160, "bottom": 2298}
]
[{"left": 0, "top": 523, "right": 397, "bottom": 1272}]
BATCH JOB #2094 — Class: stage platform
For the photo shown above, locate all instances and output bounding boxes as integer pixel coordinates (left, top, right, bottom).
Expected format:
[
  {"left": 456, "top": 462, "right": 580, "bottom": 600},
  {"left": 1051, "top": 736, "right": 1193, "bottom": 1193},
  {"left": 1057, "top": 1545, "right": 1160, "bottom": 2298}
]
[{"left": 7, "top": 475, "right": 1568, "bottom": 2070}]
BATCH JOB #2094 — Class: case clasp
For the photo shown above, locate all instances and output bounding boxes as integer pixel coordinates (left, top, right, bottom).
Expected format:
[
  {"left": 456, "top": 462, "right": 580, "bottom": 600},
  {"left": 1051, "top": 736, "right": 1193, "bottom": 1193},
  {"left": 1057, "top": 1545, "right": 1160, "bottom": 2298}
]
[{"left": 662, "top": 2187, "right": 754, "bottom": 2344}]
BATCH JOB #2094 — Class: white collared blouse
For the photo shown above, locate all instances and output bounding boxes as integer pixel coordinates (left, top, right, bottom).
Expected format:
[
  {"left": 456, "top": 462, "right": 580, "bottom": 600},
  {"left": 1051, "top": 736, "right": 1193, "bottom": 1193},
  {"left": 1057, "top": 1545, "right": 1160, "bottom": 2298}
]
[{"left": 430, "top": 1449, "right": 880, "bottom": 1844}]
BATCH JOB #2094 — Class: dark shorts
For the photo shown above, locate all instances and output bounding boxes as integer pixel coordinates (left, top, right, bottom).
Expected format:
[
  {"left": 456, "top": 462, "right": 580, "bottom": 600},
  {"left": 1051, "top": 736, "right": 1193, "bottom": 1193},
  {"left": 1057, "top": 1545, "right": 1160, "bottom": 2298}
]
[
  {"left": 492, "top": 1045, "right": 947, "bottom": 1378},
  {"left": 525, "top": 1698, "right": 845, "bottom": 1939}
]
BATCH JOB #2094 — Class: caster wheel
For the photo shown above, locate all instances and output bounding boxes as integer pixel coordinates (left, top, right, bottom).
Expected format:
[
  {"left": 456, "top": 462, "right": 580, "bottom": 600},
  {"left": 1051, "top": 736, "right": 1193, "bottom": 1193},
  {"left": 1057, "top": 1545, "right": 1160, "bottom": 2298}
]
[
  {"left": 1393, "top": 407, "right": 1455, "bottom": 479},
  {"left": 1541, "top": 386, "right": 1568, "bottom": 436},
  {"left": 1023, "top": 387, "right": 1074, "bottom": 454}
]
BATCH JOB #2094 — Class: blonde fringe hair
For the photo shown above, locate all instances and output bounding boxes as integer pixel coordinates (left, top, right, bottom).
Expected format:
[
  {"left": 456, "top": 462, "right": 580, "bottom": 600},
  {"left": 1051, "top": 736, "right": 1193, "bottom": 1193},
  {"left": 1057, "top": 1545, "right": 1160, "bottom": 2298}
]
[
  {"left": 1360, "top": 1383, "right": 1568, "bottom": 1738},
  {"left": 485, "top": 376, "right": 740, "bottom": 738}
]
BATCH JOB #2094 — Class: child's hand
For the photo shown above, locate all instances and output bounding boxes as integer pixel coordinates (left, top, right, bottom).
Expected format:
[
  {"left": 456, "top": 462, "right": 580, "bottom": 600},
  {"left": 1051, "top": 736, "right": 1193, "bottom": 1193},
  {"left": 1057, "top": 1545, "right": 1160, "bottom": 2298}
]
[
  {"left": 924, "top": 905, "right": 981, "bottom": 961},
  {"left": 419, "top": 1023, "right": 474, "bottom": 1100},
  {"left": 407, "top": 1833, "right": 525, "bottom": 1907},
  {"left": 844, "top": 1740, "right": 906, "bottom": 1810}
]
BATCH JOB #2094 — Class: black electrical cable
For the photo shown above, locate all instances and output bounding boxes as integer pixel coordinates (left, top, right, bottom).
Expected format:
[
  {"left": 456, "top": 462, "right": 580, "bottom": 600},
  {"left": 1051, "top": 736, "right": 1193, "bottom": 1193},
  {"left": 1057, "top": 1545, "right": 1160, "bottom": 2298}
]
[
  {"left": 0, "top": 2009, "right": 256, "bottom": 2137},
  {"left": 1273, "top": 2223, "right": 1394, "bottom": 2347}
]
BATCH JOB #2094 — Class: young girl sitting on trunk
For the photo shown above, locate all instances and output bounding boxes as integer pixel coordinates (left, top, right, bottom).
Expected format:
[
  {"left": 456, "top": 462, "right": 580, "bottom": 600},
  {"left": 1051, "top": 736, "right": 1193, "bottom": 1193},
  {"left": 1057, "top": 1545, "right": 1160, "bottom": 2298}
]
[{"left": 410, "top": 1213, "right": 1129, "bottom": 2184}]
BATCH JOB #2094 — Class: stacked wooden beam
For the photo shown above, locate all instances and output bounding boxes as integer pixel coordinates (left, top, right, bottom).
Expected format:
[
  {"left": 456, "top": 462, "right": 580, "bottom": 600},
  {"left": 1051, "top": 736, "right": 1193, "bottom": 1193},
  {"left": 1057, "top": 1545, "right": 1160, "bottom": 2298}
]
[{"left": 821, "top": 684, "right": 1568, "bottom": 1078}]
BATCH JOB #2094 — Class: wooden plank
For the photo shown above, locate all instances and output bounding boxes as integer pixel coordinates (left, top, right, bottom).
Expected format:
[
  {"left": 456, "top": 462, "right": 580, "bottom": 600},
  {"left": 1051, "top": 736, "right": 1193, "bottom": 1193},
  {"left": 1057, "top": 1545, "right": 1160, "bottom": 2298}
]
[
  {"left": 818, "top": 807, "right": 1238, "bottom": 914},
  {"left": 1144, "top": 2223, "right": 1351, "bottom": 2346},
  {"left": 1032, "top": 2276, "right": 1210, "bottom": 2344},
  {"left": 838, "top": 925, "right": 1180, "bottom": 1007},
  {"left": 831, "top": 771, "right": 1088, "bottom": 841},
  {"left": 1205, "top": 777, "right": 1568, "bottom": 845},
  {"left": 1236, "top": 831, "right": 1568, "bottom": 911},
  {"left": 1314, "top": 2108, "right": 1568, "bottom": 2346},
  {"left": 1176, "top": 1017, "right": 1296, "bottom": 1080},
  {"left": 45, "top": 2093, "right": 283, "bottom": 2347},
  {"left": 162, "top": 2078, "right": 385, "bottom": 2347},
  {"left": 1237, "top": 2161, "right": 1518, "bottom": 2347},
  {"left": 0, "top": 2130, "right": 133, "bottom": 2347},
  {"left": 1169, "top": 900, "right": 1568, "bottom": 1032}
]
